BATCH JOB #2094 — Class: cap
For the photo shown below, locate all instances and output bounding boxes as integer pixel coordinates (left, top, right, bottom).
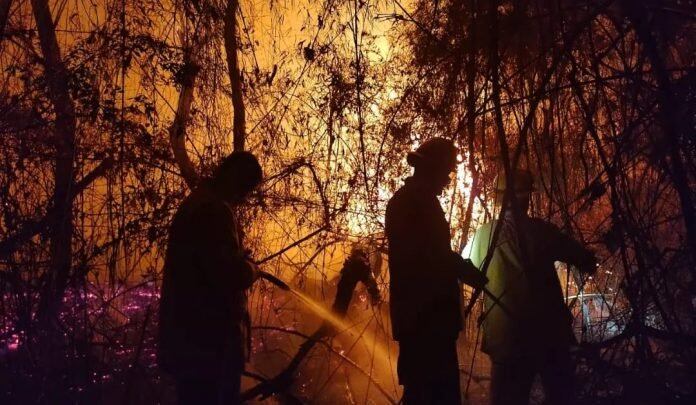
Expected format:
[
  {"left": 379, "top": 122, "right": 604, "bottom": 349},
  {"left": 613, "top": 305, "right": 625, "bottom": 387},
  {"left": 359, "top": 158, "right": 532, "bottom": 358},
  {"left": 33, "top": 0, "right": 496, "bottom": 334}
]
[{"left": 214, "top": 151, "right": 263, "bottom": 191}]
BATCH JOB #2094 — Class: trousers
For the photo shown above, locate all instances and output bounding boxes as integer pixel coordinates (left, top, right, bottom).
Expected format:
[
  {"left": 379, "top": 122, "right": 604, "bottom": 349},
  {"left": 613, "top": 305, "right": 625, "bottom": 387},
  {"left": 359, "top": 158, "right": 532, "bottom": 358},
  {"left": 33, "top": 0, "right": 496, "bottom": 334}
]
[
  {"left": 397, "top": 337, "right": 461, "bottom": 405},
  {"left": 173, "top": 356, "right": 243, "bottom": 405},
  {"left": 490, "top": 347, "right": 574, "bottom": 405}
]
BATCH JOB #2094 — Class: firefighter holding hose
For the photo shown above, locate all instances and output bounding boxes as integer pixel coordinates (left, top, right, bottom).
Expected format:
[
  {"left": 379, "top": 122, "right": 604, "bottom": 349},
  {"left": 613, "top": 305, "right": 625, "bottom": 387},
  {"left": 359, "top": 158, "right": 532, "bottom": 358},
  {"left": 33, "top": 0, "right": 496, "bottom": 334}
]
[
  {"left": 465, "top": 169, "right": 597, "bottom": 405},
  {"left": 158, "top": 152, "right": 262, "bottom": 405},
  {"left": 386, "top": 138, "right": 488, "bottom": 405}
]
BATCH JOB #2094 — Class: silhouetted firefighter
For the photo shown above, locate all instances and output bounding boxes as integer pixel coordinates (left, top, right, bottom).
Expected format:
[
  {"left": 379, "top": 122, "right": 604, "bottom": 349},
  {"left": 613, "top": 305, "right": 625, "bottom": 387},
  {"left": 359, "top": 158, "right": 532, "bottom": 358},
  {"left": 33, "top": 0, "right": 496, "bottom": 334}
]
[
  {"left": 466, "top": 169, "right": 597, "bottom": 405},
  {"left": 158, "top": 152, "right": 263, "bottom": 405},
  {"left": 386, "top": 138, "right": 487, "bottom": 405}
]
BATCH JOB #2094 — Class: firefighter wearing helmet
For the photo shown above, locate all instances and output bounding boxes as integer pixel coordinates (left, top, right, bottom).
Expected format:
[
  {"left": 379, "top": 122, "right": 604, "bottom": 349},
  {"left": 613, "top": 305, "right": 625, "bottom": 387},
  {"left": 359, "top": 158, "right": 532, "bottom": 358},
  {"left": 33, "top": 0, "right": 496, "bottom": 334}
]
[
  {"left": 464, "top": 168, "right": 597, "bottom": 405},
  {"left": 386, "top": 138, "right": 487, "bottom": 404}
]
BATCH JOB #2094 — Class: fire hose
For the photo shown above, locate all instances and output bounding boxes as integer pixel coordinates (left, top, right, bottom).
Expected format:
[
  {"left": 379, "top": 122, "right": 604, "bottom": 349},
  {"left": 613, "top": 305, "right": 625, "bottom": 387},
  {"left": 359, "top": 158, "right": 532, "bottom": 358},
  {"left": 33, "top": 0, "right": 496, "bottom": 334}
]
[
  {"left": 258, "top": 269, "right": 516, "bottom": 322},
  {"left": 256, "top": 270, "right": 291, "bottom": 291}
]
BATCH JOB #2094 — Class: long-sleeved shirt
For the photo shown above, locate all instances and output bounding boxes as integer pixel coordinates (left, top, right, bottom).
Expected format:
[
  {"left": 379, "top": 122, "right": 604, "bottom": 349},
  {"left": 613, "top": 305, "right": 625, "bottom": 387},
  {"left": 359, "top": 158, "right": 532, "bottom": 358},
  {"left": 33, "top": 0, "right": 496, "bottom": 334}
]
[
  {"left": 158, "top": 180, "right": 254, "bottom": 376},
  {"left": 386, "top": 177, "right": 470, "bottom": 342},
  {"left": 465, "top": 212, "right": 595, "bottom": 362}
]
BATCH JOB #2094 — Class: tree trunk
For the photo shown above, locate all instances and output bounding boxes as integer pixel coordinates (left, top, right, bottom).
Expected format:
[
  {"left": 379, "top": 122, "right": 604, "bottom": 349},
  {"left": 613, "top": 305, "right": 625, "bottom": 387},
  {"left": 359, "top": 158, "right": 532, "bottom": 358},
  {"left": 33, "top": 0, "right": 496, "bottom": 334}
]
[
  {"left": 460, "top": 0, "right": 479, "bottom": 251},
  {"left": 223, "top": 0, "right": 246, "bottom": 152},
  {"left": 31, "top": 0, "right": 77, "bottom": 322},
  {"left": 0, "top": 159, "right": 111, "bottom": 258},
  {"left": 0, "top": 0, "right": 11, "bottom": 44},
  {"left": 169, "top": 48, "right": 201, "bottom": 189}
]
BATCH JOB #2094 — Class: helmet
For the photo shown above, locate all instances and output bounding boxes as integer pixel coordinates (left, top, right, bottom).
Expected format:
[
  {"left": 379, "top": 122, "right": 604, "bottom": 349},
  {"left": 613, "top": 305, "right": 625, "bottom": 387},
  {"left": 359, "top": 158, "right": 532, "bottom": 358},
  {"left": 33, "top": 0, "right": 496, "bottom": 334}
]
[
  {"left": 406, "top": 138, "right": 458, "bottom": 172},
  {"left": 494, "top": 169, "right": 535, "bottom": 193}
]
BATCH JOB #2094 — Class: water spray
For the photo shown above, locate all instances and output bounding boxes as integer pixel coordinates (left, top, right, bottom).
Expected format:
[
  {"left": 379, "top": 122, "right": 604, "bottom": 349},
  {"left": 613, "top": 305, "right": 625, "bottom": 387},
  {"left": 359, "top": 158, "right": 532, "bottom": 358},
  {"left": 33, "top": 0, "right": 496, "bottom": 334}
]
[
  {"left": 249, "top": 270, "right": 396, "bottom": 403},
  {"left": 255, "top": 270, "right": 354, "bottom": 333}
]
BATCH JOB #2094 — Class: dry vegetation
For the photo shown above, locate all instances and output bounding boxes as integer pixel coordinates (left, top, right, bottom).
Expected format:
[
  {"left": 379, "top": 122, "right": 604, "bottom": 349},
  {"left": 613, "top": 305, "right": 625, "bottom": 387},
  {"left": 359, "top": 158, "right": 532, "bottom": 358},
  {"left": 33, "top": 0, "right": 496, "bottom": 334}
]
[{"left": 0, "top": 0, "right": 695, "bottom": 403}]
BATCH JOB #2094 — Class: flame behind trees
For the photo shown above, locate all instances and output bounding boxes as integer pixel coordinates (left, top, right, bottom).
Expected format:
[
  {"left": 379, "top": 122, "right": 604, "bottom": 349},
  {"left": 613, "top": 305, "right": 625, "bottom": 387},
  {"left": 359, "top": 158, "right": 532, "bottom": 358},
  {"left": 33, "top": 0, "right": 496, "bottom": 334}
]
[
  {"left": 401, "top": 0, "right": 696, "bottom": 401},
  {"left": 0, "top": 0, "right": 695, "bottom": 403}
]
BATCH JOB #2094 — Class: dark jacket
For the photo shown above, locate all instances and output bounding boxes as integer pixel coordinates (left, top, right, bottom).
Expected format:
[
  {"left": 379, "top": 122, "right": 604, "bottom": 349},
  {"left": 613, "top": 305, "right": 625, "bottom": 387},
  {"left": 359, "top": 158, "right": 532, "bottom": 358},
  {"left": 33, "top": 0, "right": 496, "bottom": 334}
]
[
  {"left": 385, "top": 177, "right": 463, "bottom": 342},
  {"left": 158, "top": 181, "right": 254, "bottom": 377},
  {"left": 466, "top": 213, "right": 595, "bottom": 362}
]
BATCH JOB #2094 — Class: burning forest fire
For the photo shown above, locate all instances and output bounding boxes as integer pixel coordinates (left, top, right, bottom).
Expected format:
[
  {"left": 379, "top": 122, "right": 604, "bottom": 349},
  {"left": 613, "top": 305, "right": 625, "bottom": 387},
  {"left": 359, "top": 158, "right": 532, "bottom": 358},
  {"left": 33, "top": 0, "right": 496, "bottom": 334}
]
[{"left": 1, "top": 0, "right": 696, "bottom": 403}]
